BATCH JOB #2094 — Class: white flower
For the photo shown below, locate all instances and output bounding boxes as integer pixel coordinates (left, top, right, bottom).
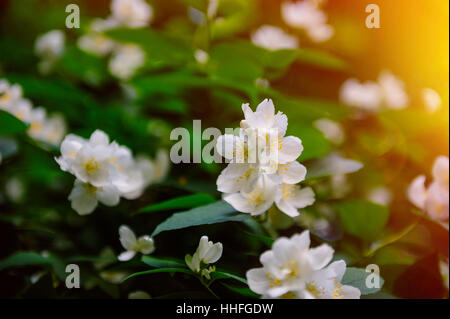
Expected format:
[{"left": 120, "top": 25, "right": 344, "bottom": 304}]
[
  {"left": 185, "top": 235, "right": 223, "bottom": 279},
  {"left": 35, "top": 30, "right": 65, "bottom": 59},
  {"left": 313, "top": 118, "right": 345, "bottom": 145},
  {"left": 275, "top": 184, "right": 315, "bottom": 217},
  {"left": 118, "top": 225, "right": 155, "bottom": 261},
  {"left": 339, "top": 78, "right": 382, "bottom": 111},
  {"left": 367, "top": 186, "right": 393, "bottom": 206},
  {"left": 251, "top": 25, "right": 299, "bottom": 51},
  {"left": 422, "top": 88, "right": 441, "bottom": 113},
  {"left": 109, "top": 44, "right": 146, "bottom": 80},
  {"left": 216, "top": 99, "right": 310, "bottom": 216},
  {"left": 27, "top": 108, "right": 66, "bottom": 146},
  {"left": 111, "top": 0, "right": 153, "bottom": 28},
  {"left": 378, "top": 70, "right": 408, "bottom": 110},
  {"left": 292, "top": 260, "right": 361, "bottom": 299},
  {"left": 247, "top": 231, "right": 360, "bottom": 299},
  {"left": 77, "top": 18, "right": 118, "bottom": 57},
  {"left": 0, "top": 80, "right": 23, "bottom": 109},
  {"left": 281, "top": 0, "right": 333, "bottom": 42},
  {"left": 223, "top": 175, "right": 279, "bottom": 216},
  {"left": 195, "top": 49, "right": 209, "bottom": 64},
  {"left": 151, "top": 149, "right": 170, "bottom": 183},
  {"left": 68, "top": 179, "right": 120, "bottom": 215},
  {"left": 408, "top": 156, "right": 449, "bottom": 221},
  {"left": 7, "top": 98, "right": 33, "bottom": 123},
  {"left": 247, "top": 231, "right": 336, "bottom": 298}
]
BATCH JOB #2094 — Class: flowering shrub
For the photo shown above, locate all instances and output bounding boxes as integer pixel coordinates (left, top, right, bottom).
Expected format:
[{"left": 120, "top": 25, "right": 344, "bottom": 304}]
[{"left": 0, "top": 0, "right": 448, "bottom": 300}]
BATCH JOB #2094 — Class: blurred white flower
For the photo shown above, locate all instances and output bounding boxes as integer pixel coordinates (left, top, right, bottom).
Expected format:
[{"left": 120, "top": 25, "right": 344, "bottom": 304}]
[
  {"left": 408, "top": 156, "right": 449, "bottom": 221},
  {"left": 109, "top": 44, "right": 146, "bottom": 80},
  {"left": 35, "top": 30, "right": 65, "bottom": 59},
  {"left": 367, "top": 186, "right": 392, "bottom": 206},
  {"left": 27, "top": 108, "right": 66, "bottom": 146},
  {"left": 339, "top": 78, "right": 382, "bottom": 111},
  {"left": 111, "top": 0, "right": 153, "bottom": 28},
  {"left": 281, "top": 0, "right": 333, "bottom": 42},
  {"left": 56, "top": 130, "right": 165, "bottom": 215},
  {"left": 313, "top": 118, "right": 345, "bottom": 145},
  {"left": 378, "top": 70, "right": 408, "bottom": 110},
  {"left": 195, "top": 49, "right": 209, "bottom": 64},
  {"left": 35, "top": 30, "right": 65, "bottom": 74},
  {"left": 5, "top": 177, "right": 25, "bottom": 203},
  {"left": 78, "top": 18, "right": 118, "bottom": 57},
  {"left": 422, "top": 88, "right": 442, "bottom": 113},
  {"left": 185, "top": 235, "right": 223, "bottom": 279},
  {"left": 118, "top": 225, "right": 155, "bottom": 261},
  {"left": 251, "top": 25, "right": 299, "bottom": 51},
  {"left": 330, "top": 173, "right": 351, "bottom": 199},
  {"left": 246, "top": 230, "right": 359, "bottom": 299},
  {"left": 68, "top": 179, "right": 120, "bottom": 215},
  {"left": 0, "top": 80, "right": 23, "bottom": 109}
]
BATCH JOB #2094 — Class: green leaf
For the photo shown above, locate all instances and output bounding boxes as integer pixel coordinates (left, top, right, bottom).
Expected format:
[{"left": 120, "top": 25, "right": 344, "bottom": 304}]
[
  {"left": 151, "top": 200, "right": 248, "bottom": 237},
  {"left": 296, "top": 48, "right": 348, "bottom": 70},
  {"left": 141, "top": 255, "right": 186, "bottom": 268},
  {"left": 0, "top": 251, "right": 66, "bottom": 280},
  {"left": 244, "top": 231, "right": 274, "bottom": 247},
  {"left": 220, "top": 282, "right": 259, "bottom": 297},
  {"left": 289, "top": 124, "right": 330, "bottom": 161},
  {"left": 334, "top": 200, "right": 390, "bottom": 241},
  {"left": 137, "top": 193, "right": 216, "bottom": 214},
  {"left": 342, "top": 267, "right": 384, "bottom": 295},
  {"left": 122, "top": 268, "right": 195, "bottom": 282},
  {"left": 212, "top": 271, "right": 248, "bottom": 285},
  {"left": 305, "top": 154, "right": 363, "bottom": 180},
  {"left": 0, "top": 110, "right": 28, "bottom": 135}
]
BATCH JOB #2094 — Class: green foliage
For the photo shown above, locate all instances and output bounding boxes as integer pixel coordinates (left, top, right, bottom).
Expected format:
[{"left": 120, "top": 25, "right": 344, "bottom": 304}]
[
  {"left": 342, "top": 267, "right": 384, "bottom": 295},
  {"left": 0, "top": 110, "right": 28, "bottom": 135},
  {"left": 137, "top": 193, "right": 216, "bottom": 214},
  {"left": 334, "top": 200, "right": 390, "bottom": 241}
]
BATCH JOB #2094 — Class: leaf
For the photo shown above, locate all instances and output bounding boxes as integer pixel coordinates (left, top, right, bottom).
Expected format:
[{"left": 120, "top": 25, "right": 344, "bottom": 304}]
[
  {"left": 0, "top": 251, "right": 66, "bottom": 280},
  {"left": 141, "top": 255, "right": 186, "bottom": 268},
  {"left": 122, "top": 268, "right": 195, "bottom": 282},
  {"left": 296, "top": 48, "right": 348, "bottom": 70},
  {"left": 0, "top": 110, "right": 28, "bottom": 135},
  {"left": 137, "top": 193, "right": 216, "bottom": 214},
  {"left": 212, "top": 271, "right": 248, "bottom": 285},
  {"left": 305, "top": 153, "right": 363, "bottom": 180},
  {"left": 289, "top": 124, "right": 330, "bottom": 161},
  {"left": 342, "top": 267, "right": 384, "bottom": 295},
  {"left": 244, "top": 232, "right": 274, "bottom": 247},
  {"left": 334, "top": 200, "right": 390, "bottom": 241},
  {"left": 366, "top": 222, "right": 418, "bottom": 257},
  {"left": 220, "top": 282, "right": 259, "bottom": 297},
  {"left": 151, "top": 200, "right": 248, "bottom": 237}
]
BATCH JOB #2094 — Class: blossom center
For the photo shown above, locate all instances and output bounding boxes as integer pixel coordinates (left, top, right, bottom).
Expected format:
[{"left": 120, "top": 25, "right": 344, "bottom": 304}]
[{"left": 84, "top": 157, "right": 99, "bottom": 174}]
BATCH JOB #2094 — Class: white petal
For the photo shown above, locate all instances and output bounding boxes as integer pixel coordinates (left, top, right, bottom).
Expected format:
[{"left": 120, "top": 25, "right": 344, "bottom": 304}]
[
  {"left": 119, "top": 225, "right": 137, "bottom": 251},
  {"left": 407, "top": 175, "right": 427, "bottom": 209},
  {"left": 89, "top": 130, "right": 110, "bottom": 146},
  {"left": 223, "top": 192, "right": 254, "bottom": 214},
  {"left": 276, "top": 198, "right": 300, "bottom": 217},
  {"left": 118, "top": 250, "right": 136, "bottom": 261},
  {"left": 203, "top": 243, "right": 223, "bottom": 264},
  {"left": 217, "top": 163, "right": 256, "bottom": 193},
  {"left": 97, "top": 185, "right": 120, "bottom": 206},
  {"left": 307, "top": 244, "right": 334, "bottom": 270},
  {"left": 246, "top": 268, "right": 271, "bottom": 295},
  {"left": 279, "top": 161, "right": 307, "bottom": 184},
  {"left": 341, "top": 285, "right": 361, "bottom": 299},
  {"left": 432, "top": 156, "right": 449, "bottom": 188},
  {"left": 291, "top": 187, "right": 315, "bottom": 208},
  {"left": 290, "top": 230, "right": 311, "bottom": 251},
  {"left": 278, "top": 136, "right": 303, "bottom": 164},
  {"left": 68, "top": 182, "right": 98, "bottom": 215},
  {"left": 255, "top": 99, "right": 275, "bottom": 119}
]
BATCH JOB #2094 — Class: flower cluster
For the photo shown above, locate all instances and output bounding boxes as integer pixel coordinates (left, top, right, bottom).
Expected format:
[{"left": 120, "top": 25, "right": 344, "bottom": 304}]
[
  {"left": 281, "top": 0, "right": 334, "bottom": 43},
  {"left": 118, "top": 225, "right": 155, "bottom": 261},
  {"left": 0, "top": 79, "right": 66, "bottom": 146},
  {"left": 408, "top": 156, "right": 449, "bottom": 222},
  {"left": 246, "top": 230, "right": 361, "bottom": 299},
  {"left": 34, "top": 30, "right": 65, "bottom": 74},
  {"left": 185, "top": 236, "right": 223, "bottom": 279},
  {"left": 340, "top": 70, "right": 409, "bottom": 111},
  {"left": 77, "top": 0, "right": 151, "bottom": 80},
  {"left": 215, "top": 99, "right": 315, "bottom": 217},
  {"left": 55, "top": 130, "right": 169, "bottom": 215}
]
